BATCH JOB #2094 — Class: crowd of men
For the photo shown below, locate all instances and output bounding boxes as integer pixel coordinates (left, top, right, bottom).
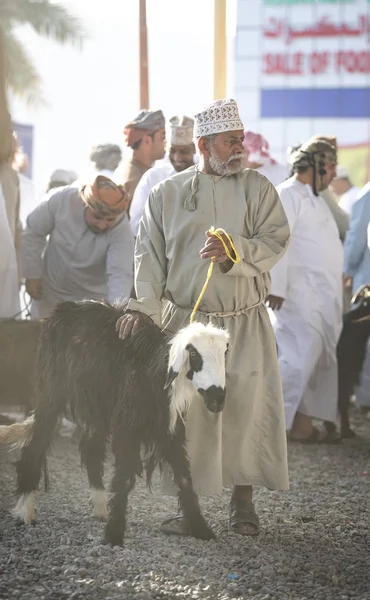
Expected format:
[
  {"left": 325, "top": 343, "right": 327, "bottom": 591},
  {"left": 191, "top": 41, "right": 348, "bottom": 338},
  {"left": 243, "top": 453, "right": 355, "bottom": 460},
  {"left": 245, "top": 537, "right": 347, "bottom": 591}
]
[{"left": 1, "top": 92, "right": 370, "bottom": 536}]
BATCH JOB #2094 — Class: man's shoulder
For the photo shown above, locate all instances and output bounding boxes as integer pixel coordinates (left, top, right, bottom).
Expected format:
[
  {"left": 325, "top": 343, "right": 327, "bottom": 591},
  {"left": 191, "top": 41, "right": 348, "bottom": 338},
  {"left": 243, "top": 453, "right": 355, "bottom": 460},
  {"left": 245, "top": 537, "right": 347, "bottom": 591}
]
[
  {"left": 240, "top": 167, "right": 278, "bottom": 190},
  {"left": 116, "top": 157, "right": 147, "bottom": 182},
  {"left": 358, "top": 182, "right": 370, "bottom": 202},
  {"left": 153, "top": 166, "right": 196, "bottom": 194},
  {"left": 47, "top": 186, "right": 81, "bottom": 215},
  {"left": 141, "top": 163, "right": 174, "bottom": 186},
  {"left": 276, "top": 176, "right": 300, "bottom": 197}
]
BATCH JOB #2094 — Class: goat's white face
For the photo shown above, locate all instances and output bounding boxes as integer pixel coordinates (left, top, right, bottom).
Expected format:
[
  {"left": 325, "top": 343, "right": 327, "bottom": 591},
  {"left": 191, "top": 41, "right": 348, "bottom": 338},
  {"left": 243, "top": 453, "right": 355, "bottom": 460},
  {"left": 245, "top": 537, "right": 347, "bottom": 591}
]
[{"left": 166, "top": 322, "right": 229, "bottom": 429}]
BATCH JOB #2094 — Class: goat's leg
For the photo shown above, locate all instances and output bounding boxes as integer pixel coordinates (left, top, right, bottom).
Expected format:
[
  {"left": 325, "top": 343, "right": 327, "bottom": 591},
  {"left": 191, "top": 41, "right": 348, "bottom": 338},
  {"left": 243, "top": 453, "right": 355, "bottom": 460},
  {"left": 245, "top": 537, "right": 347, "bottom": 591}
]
[
  {"left": 79, "top": 431, "right": 108, "bottom": 520},
  {"left": 13, "top": 403, "right": 60, "bottom": 524},
  {"left": 338, "top": 385, "right": 356, "bottom": 438},
  {"left": 162, "top": 423, "right": 215, "bottom": 541},
  {"left": 13, "top": 354, "right": 66, "bottom": 525},
  {"left": 104, "top": 432, "right": 140, "bottom": 546}
]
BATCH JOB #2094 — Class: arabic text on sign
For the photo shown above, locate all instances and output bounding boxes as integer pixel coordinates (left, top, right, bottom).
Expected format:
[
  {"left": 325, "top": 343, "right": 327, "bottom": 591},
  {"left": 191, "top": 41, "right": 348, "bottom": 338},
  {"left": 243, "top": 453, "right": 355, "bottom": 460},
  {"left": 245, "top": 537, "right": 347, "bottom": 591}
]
[{"left": 264, "top": 15, "right": 370, "bottom": 45}]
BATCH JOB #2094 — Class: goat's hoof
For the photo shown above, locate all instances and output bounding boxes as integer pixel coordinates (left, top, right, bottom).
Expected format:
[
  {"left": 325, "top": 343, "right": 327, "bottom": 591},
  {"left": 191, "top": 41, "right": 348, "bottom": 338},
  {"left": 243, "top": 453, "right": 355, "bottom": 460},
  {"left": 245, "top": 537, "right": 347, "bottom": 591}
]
[
  {"left": 102, "top": 534, "right": 123, "bottom": 547},
  {"left": 192, "top": 524, "right": 216, "bottom": 541},
  {"left": 341, "top": 429, "right": 356, "bottom": 439},
  {"left": 92, "top": 514, "right": 107, "bottom": 522},
  {"left": 104, "top": 523, "right": 124, "bottom": 547},
  {"left": 15, "top": 518, "right": 36, "bottom": 527},
  {"left": 11, "top": 493, "right": 35, "bottom": 524}
]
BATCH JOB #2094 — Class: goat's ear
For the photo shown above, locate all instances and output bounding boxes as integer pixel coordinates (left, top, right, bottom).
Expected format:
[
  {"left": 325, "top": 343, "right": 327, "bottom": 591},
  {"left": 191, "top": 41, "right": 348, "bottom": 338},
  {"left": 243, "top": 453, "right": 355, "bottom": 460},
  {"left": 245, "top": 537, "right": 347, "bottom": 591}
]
[{"left": 164, "top": 367, "right": 178, "bottom": 389}]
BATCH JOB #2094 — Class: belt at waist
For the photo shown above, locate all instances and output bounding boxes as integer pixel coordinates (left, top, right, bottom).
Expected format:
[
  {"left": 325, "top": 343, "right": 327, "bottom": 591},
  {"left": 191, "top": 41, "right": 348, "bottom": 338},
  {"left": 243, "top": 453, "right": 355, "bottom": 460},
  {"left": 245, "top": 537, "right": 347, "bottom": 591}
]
[{"left": 164, "top": 297, "right": 264, "bottom": 320}]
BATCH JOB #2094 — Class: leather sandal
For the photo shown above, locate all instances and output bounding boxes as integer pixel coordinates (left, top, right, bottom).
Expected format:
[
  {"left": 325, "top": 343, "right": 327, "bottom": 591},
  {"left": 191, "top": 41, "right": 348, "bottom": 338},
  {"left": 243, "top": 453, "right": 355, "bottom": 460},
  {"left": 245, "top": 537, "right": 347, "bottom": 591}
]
[
  {"left": 229, "top": 500, "right": 260, "bottom": 536},
  {"left": 289, "top": 426, "right": 341, "bottom": 445}
]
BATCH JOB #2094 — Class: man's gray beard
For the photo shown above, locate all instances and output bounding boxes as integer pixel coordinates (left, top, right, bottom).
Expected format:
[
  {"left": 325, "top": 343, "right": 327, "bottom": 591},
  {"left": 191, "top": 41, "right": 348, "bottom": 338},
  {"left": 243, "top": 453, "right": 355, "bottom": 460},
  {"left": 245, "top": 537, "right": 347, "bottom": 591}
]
[{"left": 209, "top": 146, "right": 244, "bottom": 176}]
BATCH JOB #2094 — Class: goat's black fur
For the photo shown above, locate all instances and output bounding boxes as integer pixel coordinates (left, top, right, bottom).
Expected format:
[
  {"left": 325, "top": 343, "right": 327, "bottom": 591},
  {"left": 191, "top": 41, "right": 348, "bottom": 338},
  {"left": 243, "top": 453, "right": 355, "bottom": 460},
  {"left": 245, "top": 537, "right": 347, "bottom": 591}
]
[
  {"left": 15, "top": 300, "right": 215, "bottom": 545},
  {"left": 325, "top": 287, "right": 370, "bottom": 438}
]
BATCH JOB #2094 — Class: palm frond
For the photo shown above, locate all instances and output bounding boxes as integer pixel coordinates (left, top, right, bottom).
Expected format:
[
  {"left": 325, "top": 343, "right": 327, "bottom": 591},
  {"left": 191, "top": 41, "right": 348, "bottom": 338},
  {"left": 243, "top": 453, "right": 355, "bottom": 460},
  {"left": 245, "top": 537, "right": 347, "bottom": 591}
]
[
  {"left": 0, "top": 0, "right": 85, "bottom": 47},
  {"left": 2, "top": 28, "right": 45, "bottom": 105}
]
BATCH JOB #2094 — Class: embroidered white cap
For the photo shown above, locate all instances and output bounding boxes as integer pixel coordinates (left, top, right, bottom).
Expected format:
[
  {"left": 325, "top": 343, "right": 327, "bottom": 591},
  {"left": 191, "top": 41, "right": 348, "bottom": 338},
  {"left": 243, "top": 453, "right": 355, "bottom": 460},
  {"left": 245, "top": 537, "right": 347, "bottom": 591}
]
[
  {"left": 168, "top": 115, "right": 194, "bottom": 146},
  {"left": 194, "top": 98, "right": 244, "bottom": 138}
]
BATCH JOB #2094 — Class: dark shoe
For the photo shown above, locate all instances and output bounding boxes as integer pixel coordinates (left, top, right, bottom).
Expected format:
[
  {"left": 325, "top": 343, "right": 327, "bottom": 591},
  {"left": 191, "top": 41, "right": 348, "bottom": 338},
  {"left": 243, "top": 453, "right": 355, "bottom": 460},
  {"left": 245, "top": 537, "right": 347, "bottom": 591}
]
[{"left": 229, "top": 500, "right": 260, "bottom": 536}]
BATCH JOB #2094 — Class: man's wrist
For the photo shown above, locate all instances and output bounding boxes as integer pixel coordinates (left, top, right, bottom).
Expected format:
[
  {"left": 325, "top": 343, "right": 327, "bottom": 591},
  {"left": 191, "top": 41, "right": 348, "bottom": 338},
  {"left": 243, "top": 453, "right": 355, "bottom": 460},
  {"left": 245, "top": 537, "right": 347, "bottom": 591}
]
[{"left": 219, "top": 258, "right": 234, "bottom": 273}]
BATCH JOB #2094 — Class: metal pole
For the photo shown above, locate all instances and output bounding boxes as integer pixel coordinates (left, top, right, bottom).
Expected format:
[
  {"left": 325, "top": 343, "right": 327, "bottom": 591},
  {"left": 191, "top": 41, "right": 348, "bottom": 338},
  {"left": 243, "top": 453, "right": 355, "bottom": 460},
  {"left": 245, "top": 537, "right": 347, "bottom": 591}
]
[
  {"left": 139, "top": 0, "right": 149, "bottom": 109},
  {"left": 213, "top": 0, "right": 227, "bottom": 100}
]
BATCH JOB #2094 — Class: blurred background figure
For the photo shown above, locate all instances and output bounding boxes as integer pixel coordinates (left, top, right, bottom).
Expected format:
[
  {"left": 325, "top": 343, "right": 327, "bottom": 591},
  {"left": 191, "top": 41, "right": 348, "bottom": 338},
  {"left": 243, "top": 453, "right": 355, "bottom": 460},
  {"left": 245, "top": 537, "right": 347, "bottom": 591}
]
[
  {"left": 0, "top": 34, "right": 22, "bottom": 316},
  {"left": 267, "top": 137, "right": 343, "bottom": 443},
  {"left": 130, "top": 115, "right": 195, "bottom": 237},
  {"left": 242, "top": 131, "right": 289, "bottom": 187},
  {"left": 331, "top": 166, "right": 360, "bottom": 216},
  {"left": 47, "top": 168, "right": 78, "bottom": 192},
  {"left": 11, "top": 133, "right": 41, "bottom": 227},
  {"left": 343, "top": 181, "right": 370, "bottom": 416},
  {"left": 90, "top": 143, "right": 122, "bottom": 178},
  {"left": 114, "top": 109, "right": 166, "bottom": 210}
]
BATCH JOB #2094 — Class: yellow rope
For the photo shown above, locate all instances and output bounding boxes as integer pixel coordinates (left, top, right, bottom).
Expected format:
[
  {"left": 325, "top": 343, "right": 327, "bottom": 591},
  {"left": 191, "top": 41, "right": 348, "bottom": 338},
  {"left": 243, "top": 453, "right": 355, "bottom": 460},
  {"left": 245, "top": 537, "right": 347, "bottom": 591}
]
[{"left": 190, "top": 227, "right": 241, "bottom": 324}]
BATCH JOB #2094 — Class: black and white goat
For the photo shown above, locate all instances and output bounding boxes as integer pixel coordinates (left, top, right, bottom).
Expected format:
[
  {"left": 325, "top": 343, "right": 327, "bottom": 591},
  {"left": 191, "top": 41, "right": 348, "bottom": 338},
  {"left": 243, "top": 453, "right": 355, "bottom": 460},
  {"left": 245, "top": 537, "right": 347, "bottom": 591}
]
[
  {"left": 325, "top": 285, "right": 370, "bottom": 438},
  {"left": 12, "top": 301, "right": 229, "bottom": 546}
]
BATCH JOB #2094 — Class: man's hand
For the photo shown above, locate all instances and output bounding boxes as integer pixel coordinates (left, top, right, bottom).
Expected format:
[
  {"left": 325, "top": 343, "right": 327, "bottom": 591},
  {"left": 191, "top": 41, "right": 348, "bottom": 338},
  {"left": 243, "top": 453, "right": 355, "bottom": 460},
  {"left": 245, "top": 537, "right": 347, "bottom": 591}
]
[
  {"left": 344, "top": 274, "right": 352, "bottom": 289},
  {"left": 199, "top": 230, "right": 235, "bottom": 264},
  {"left": 115, "top": 310, "right": 152, "bottom": 340},
  {"left": 25, "top": 278, "right": 43, "bottom": 300},
  {"left": 266, "top": 295, "right": 284, "bottom": 311}
]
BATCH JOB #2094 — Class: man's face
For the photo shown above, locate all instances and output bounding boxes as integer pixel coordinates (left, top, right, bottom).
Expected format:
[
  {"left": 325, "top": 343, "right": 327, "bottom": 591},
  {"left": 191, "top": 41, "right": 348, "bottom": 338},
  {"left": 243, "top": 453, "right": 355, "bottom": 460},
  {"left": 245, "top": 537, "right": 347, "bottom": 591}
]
[
  {"left": 150, "top": 128, "right": 166, "bottom": 161},
  {"left": 206, "top": 130, "right": 245, "bottom": 176},
  {"left": 169, "top": 144, "right": 195, "bottom": 172},
  {"left": 318, "top": 161, "right": 337, "bottom": 191},
  {"left": 84, "top": 207, "right": 118, "bottom": 234}
]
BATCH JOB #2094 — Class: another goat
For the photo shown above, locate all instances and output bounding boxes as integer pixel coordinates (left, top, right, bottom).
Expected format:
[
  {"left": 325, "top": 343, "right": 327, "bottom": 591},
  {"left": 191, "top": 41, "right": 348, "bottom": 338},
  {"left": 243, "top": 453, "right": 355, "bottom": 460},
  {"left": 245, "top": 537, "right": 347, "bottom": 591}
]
[
  {"left": 12, "top": 301, "right": 229, "bottom": 546},
  {"left": 325, "top": 285, "right": 370, "bottom": 438},
  {"left": 0, "top": 418, "right": 33, "bottom": 445}
]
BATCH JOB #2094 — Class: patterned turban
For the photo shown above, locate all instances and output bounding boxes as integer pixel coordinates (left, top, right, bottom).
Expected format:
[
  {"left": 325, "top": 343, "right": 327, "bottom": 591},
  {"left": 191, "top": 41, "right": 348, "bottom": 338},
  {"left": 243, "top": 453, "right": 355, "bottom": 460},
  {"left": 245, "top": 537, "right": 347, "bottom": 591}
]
[
  {"left": 80, "top": 175, "right": 129, "bottom": 217},
  {"left": 123, "top": 109, "right": 165, "bottom": 148},
  {"left": 290, "top": 136, "right": 337, "bottom": 196}
]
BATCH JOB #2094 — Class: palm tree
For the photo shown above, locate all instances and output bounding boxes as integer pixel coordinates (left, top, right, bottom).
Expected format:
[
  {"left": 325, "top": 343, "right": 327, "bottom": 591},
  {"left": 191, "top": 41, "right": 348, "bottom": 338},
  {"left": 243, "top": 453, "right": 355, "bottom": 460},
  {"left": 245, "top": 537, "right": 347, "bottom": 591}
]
[{"left": 0, "top": 0, "right": 84, "bottom": 104}]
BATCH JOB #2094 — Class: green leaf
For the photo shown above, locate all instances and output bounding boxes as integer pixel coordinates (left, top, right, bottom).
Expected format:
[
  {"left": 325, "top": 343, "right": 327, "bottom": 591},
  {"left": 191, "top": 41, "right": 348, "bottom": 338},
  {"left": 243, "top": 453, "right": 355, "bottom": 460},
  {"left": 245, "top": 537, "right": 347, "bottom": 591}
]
[
  {"left": 2, "top": 28, "right": 45, "bottom": 105},
  {"left": 0, "top": 1, "right": 86, "bottom": 102}
]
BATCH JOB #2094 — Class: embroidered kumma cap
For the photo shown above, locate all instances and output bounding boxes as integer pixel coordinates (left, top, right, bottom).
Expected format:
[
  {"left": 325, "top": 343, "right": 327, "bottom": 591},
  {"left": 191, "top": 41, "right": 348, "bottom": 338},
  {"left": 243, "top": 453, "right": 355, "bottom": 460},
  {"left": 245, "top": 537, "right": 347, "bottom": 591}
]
[
  {"left": 194, "top": 98, "right": 244, "bottom": 138},
  {"left": 168, "top": 115, "right": 194, "bottom": 146}
]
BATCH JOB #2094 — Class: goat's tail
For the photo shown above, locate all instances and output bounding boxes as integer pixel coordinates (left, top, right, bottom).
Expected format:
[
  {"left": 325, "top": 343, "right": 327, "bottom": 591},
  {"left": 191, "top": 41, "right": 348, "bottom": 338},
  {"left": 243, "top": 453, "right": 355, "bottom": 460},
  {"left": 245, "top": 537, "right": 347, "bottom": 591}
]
[{"left": 0, "top": 417, "right": 34, "bottom": 446}]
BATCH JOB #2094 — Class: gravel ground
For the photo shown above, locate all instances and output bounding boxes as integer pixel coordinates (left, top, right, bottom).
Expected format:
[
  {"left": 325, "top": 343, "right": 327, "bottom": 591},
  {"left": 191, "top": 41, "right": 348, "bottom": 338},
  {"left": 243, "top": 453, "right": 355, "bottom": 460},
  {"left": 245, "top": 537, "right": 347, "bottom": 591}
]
[{"left": 0, "top": 408, "right": 369, "bottom": 600}]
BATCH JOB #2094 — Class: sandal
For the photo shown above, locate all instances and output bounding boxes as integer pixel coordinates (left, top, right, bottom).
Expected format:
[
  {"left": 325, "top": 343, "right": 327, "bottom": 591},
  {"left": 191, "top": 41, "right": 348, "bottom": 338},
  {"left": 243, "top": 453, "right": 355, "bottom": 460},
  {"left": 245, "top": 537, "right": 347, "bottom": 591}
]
[
  {"left": 229, "top": 500, "right": 260, "bottom": 536},
  {"left": 289, "top": 426, "right": 341, "bottom": 445},
  {"left": 160, "top": 514, "right": 192, "bottom": 537}
]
